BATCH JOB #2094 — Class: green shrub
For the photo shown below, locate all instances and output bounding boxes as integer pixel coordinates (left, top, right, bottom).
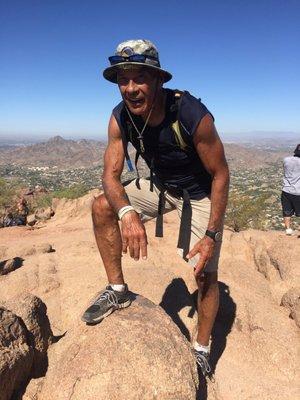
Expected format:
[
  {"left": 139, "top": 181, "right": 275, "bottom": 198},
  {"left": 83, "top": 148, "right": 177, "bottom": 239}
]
[
  {"left": 31, "top": 194, "right": 53, "bottom": 211},
  {"left": 225, "top": 192, "right": 269, "bottom": 232},
  {"left": 53, "top": 184, "right": 89, "bottom": 200},
  {"left": 0, "top": 178, "right": 21, "bottom": 210}
]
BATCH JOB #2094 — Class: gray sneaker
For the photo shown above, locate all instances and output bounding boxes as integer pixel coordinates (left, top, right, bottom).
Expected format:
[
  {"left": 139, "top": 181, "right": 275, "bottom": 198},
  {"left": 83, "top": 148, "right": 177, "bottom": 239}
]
[
  {"left": 81, "top": 284, "right": 131, "bottom": 324},
  {"left": 194, "top": 349, "right": 212, "bottom": 377}
]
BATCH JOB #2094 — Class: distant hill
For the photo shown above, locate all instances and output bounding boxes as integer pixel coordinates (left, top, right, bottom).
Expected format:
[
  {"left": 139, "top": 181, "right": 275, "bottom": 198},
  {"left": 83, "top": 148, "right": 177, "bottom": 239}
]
[
  {"left": 0, "top": 135, "right": 289, "bottom": 170},
  {"left": 0, "top": 136, "right": 107, "bottom": 169},
  {"left": 224, "top": 143, "right": 287, "bottom": 170}
]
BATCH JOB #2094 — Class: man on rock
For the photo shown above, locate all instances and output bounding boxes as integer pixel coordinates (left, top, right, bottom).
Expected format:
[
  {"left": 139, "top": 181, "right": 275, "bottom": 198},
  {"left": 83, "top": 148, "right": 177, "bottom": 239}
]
[{"left": 82, "top": 39, "right": 230, "bottom": 376}]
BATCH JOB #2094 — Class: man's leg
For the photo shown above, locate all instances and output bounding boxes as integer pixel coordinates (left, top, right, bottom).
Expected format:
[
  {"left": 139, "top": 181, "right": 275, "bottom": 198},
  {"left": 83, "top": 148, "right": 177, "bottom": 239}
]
[
  {"left": 170, "top": 194, "right": 221, "bottom": 344},
  {"left": 168, "top": 193, "right": 222, "bottom": 374},
  {"left": 283, "top": 216, "right": 291, "bottom": 230},
  {"left": 91, "top": 193, "right": 124, "bottom": 284},
  {"left": 82, "top": 193, "right": 131, "bottom": 324},
  {"left": 281, "top": 191, "right": 294, "bottom": 234},
  {"left": 193, "top": 264, "right": 221, "bottom": 376},
  {"left": 195, "top": 272, "right": 219, "bottom": 346},
  {"left": 82, "top": 178, "right": 174, "bottom": 324},
  {"left": 92, "top": 178, "right": 174, "bottom": 283}
]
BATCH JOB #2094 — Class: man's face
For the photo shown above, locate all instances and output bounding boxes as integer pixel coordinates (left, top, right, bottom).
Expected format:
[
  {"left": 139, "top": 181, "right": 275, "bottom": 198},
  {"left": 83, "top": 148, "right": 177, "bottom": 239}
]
[{"left": 117, "top": 67, "right": 160, "bottom": 117}]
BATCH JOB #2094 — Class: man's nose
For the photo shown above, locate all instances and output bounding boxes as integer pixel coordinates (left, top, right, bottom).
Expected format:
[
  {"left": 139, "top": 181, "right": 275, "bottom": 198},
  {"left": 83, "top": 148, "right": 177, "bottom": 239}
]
[{"left": 126, "top": 80, "right": 139, "bottom": 95}]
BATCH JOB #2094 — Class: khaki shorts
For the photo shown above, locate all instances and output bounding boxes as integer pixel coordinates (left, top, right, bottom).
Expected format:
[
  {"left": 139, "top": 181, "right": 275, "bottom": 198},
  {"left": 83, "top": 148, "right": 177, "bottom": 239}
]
[{"left": 124, "top": 178, "right": 222, "bottom": 273}]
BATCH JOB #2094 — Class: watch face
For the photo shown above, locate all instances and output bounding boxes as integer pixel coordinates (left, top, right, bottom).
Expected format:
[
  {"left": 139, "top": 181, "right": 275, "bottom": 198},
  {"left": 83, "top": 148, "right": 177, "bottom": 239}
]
[{"left": 215, "top": 231, "right": 222, "bottom": 242}]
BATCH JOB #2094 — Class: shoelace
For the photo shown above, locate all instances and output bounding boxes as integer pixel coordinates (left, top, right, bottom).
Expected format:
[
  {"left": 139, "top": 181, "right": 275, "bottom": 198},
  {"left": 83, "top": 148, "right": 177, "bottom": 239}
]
[
  {"left": 195, "top": 351, "right": 211, "bottom": 375},
  {"left": 95, "top": 289, "right": 119, "bottom": 307}
]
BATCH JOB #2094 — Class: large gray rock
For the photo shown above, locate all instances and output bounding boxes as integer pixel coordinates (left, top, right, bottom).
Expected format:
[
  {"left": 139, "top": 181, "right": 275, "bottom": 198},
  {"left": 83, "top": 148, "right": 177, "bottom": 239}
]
[
  {"left": 0, "top": 257, "right": 23, "bottom": 276},
  {"left": 290, "top": 302, "right": 300, "bottom": 328},
  {"left": 39, "top": 296, "right": 198, "bottom": 400},
  {"left": 35, "top": 207, "right": 54, "bottom": 221},
  {"left": 4, "top": 294, "right": 53, "bottom": 377},
  {"left": 26, "top": 214, "right": 37, "bottom": 226},
  {"left": 281, "top": 287, "right": 300, "bottom": 310},
  {"left": 0, "top": 307, "right": 33, "bottom": 400},
  {"left": 281, "top": 288, "right": 300, "bottom": 328}
]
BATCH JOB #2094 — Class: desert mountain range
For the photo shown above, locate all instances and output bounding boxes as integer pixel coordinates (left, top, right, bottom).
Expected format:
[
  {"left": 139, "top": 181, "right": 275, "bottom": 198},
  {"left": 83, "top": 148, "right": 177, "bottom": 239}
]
[
  {"left": 0, "top": 135, "right": 287, "bottom": 170},
  {"left": 0, "top": 191, "right": 299, "bottom": 399},
  {"left": 0, "top": 136, "right": 106, "bottom": 169}
]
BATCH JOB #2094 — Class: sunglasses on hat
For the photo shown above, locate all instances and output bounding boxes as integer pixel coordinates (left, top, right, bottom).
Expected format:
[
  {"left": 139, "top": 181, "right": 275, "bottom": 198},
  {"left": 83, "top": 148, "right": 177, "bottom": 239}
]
[{"left": 109, "top": 54, "right": 159, "bottom": 65}]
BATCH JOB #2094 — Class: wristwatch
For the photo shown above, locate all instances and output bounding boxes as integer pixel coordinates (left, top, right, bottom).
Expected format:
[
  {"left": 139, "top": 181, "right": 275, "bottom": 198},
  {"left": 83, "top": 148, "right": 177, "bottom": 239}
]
[{"left": 205, "top": 229, "right": 222, "bottom": 242}]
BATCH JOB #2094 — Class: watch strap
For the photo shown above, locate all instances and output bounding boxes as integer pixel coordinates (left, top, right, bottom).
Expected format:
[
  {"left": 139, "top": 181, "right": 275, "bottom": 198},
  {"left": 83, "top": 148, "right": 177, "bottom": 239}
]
[{"left": 205, "top": 229, "right": 222, "bottom": 242}]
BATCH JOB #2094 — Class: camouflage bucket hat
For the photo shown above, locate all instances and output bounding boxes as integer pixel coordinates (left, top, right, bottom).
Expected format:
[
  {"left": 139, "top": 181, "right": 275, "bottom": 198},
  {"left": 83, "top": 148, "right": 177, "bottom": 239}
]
[{"left": 103, "top": 39, "right": 172, "bottom": 84}]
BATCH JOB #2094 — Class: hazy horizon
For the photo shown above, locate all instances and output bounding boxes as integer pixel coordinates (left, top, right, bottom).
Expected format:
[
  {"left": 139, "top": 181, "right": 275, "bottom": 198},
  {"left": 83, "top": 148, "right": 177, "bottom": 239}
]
[{"left": 0, "top": 130, "right": 299, "bottom": 145}]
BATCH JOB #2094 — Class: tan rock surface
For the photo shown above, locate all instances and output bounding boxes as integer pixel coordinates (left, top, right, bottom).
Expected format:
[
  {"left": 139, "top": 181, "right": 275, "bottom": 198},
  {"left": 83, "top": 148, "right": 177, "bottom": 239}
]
[
  {"left": 3, "top": 294, "right": 53, "bottom": 378},
  {"left": 39, "top": 296, "right": 198, "bottom": 400},
  {"left": 14, "top": 243, "right": 54, "bottom": 258},
  {"left": 0, "top": 191, "right": 299, "bottom": 399},
  {"left": 0, "top": 308, "right": 33, "bottom": 400}
]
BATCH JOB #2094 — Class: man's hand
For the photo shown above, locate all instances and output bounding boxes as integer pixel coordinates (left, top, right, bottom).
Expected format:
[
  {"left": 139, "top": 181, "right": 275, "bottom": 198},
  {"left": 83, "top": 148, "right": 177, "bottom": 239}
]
[
  {"left": 187, "top": 236, "right": 215, "bottom": 277},
  {"left": 121, "top": 211, "right": 148, "bottom": 261}
]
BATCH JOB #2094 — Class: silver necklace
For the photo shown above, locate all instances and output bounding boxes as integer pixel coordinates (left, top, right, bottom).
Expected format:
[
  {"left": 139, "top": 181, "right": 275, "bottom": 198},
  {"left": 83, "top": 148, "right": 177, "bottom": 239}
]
[{"left": 124, "top": 105, "right": 153, "bottom": 153}]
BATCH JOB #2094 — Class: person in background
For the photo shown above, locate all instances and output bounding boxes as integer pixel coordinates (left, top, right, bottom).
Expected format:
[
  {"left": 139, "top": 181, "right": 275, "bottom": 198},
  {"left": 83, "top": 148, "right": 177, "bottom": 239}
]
[{"left": 281, "top": 144, "right": 300, "bottom": 235}]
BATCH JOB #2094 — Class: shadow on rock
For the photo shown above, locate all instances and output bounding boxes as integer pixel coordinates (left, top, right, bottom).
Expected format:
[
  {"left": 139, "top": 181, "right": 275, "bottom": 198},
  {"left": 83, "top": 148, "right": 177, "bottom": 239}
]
[
  {"left": 51, "top": 331, "right": 67, "bottom": 344},
  {"left": 210, "top": 281, "right": 236, "bottom": 374},
  {"left": 195, "top": 370, "right": 208, "bottom": 400},
  {"left": 159, "top": 278, "right": 196, "bottom": 341}
]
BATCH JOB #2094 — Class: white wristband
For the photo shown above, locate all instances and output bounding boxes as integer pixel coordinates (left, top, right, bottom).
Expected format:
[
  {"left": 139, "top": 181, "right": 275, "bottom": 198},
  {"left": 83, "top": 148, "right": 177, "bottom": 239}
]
[{"left": 118, "top": 205, "right": 135, "bottom": 220}]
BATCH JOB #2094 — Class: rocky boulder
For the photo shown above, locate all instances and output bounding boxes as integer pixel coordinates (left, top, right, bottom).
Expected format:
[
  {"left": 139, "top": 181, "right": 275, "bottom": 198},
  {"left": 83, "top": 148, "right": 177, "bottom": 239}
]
[
  {"left": 4, "top": 294, "right": 53, "bottom": 377},
  {"left": 0, "top": 307, "right": 33, "bottom": 400},
  {"left": 35, "top": 207, "right": 55, "bottom": 221},
  {"left": 26, "top": 214, "right": 37, "bottom": 226},
  {"left": 39, "top": 296, "right": 198, "bottom": 400},
  {"left": 281, "top": 287, "right": 300, "bottom": 328},
  {"left": 17, "top": 243, "right": 54, "bottom": 258},
  {"left": 0, "top": 257, "right": 23, "bottom": 276}
]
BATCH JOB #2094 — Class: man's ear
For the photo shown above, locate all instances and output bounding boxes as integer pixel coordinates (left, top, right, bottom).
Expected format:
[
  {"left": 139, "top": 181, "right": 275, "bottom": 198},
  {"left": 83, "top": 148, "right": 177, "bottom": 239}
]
[{"left": 157, "top": 71, "right": 164, "bottom": 86}]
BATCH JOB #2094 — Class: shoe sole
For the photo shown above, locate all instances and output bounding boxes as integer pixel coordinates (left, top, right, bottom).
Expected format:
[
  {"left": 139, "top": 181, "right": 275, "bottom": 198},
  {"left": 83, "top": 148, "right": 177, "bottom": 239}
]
[{"left": 81, "top": 299, "right": 132, "bottom": 324}]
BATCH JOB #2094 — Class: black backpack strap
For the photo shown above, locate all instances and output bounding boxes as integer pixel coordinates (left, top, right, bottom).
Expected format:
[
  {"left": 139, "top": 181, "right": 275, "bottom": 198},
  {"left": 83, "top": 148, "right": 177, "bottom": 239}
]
[
  {"left": 169, "top": 90, "right": 194, "bottom": 151},
  {"left": 177, "top": 189, "right": 192, "bottom": 260},
  {"left": 121, "top": 128, "right": 134, "bottom": 172},
  {"left": 134, "top": 151, "right": 141, "bottom": 189},
  {"left": 155, "top": 190, "right": 166, "bottom": 237}
]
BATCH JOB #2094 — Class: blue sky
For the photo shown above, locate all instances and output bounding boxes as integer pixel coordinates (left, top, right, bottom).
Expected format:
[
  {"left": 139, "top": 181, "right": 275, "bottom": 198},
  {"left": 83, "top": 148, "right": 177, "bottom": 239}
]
[{"left": 0, "top": 0, "right": 299, "bottom": 140}]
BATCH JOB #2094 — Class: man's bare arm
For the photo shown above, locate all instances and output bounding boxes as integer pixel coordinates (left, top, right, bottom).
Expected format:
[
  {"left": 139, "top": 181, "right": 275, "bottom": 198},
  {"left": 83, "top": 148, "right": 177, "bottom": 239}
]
[
  {"left": 102, "top": 114, "right": 148, "bottom": 261},
  {"left": 193, "top": 113, "right": 230, "bottom": 231},
  {"left": 102, "top": 114, "right": 130, "bottom": 212},
  {"left": 187, "top": 113, "right": 229, "bottom": 275}
]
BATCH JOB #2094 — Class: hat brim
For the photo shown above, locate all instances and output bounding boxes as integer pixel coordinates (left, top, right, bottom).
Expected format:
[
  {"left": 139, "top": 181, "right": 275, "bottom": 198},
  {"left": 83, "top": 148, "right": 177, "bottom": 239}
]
[{"left": 103, "top": 62, "right": 172, "bottom": 83}]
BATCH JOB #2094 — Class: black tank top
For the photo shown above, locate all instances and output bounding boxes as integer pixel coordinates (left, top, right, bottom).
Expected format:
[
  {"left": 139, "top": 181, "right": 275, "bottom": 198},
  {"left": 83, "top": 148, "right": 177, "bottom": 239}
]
[{"left": 113, "top": 89, "right": 213, "bottom": 200}]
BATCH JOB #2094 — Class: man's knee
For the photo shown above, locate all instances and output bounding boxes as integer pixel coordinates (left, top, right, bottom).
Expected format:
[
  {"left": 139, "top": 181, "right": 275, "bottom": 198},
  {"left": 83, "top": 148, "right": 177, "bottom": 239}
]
[
  {"left": 196, "top": 271, "right": 218, "bottom": 294},
  {"left": 92, "top": 194, "right": 115, "bottom": 221}
]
